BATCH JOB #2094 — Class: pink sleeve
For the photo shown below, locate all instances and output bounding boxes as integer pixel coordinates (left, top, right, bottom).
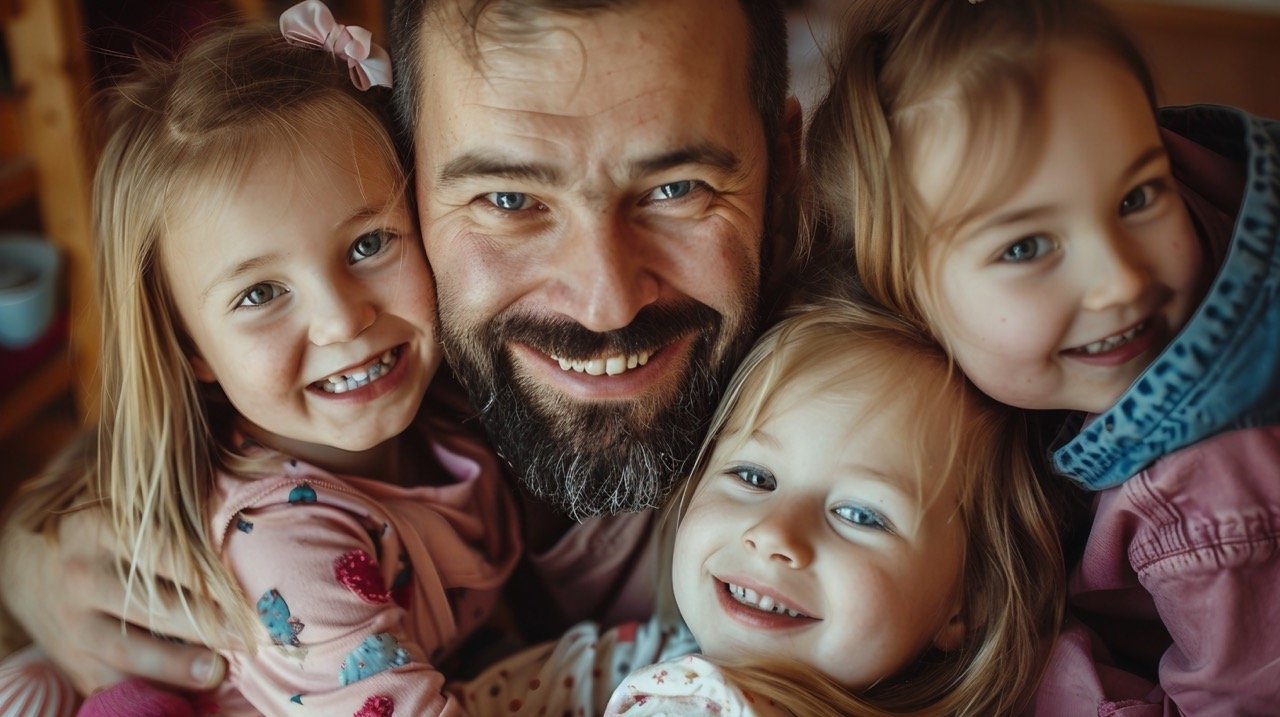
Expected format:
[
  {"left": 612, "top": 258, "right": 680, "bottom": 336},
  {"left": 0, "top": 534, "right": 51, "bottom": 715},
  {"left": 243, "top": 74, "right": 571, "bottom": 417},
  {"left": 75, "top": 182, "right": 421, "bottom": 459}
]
[
  {"left": 1026, "top": 619, "right": 1173, "bottom": 717},
  {"left": 1137, "top": 430, "right": 1280, "bottom": 714},
  {"left": 219, "top": 496, "right": 452, "bottom": 716},
  {"left": 1046, "top": 428, "right": 1280, "bottom": 716}
]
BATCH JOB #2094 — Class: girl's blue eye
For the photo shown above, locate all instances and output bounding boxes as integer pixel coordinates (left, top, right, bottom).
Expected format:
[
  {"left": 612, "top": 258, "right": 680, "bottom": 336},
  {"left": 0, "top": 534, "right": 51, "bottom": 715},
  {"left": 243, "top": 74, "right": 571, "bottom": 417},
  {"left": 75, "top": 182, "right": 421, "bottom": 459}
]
[
  {"left": 728, "top": 465, "right": 776, "bottom": 491},
  {"left": 1119, "top": 183, "right": 1157, "bottom": 216},
  {"left": 349, "top": 230, "right": 391, "bottom": 263},
  {"left": 832, "top": 504, "right": 890, "bottom": 532},
  {"left": 237, "top": 282, "right": 287, "bottom": 308},
  {"left": 999, "top": 235, "right": 1053, "bottom": 263},
  {"left": 647, "top": 181, "right": 694, "bottom": 202},
  {"left": 486, "top": 192, "right": 534, "bottom": 211}
]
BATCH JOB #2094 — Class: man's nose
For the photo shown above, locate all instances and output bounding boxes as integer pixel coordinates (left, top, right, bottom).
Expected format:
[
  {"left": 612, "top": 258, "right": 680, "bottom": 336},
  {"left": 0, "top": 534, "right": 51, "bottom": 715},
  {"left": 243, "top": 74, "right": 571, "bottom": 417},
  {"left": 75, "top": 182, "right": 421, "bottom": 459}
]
[
  {"left": 742, "top": 506, "right": 815, "bottom": 569},
  {"left": 548, "top": 213, "right": 661, "bottom": 333},
  {"left": 308, "top": 278, "right": 377, "bottom": 346},
  {"left": 1081, "top": 226, "right": 1152, "bottom": 312}
]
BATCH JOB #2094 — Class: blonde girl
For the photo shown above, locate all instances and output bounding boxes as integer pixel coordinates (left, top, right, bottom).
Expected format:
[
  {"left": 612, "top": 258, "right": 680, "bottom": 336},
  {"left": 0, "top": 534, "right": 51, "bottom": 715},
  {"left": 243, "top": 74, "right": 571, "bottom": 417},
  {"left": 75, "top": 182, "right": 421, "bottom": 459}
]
[
  {"left": 3, "top": 3, "right": 519, "bottom": 715},
  {"left": 451, "top": 300, "right": 1063, "bottom": 717},
  {"left": 806, "top": 0, "right": 1280, "bottom": 710}
]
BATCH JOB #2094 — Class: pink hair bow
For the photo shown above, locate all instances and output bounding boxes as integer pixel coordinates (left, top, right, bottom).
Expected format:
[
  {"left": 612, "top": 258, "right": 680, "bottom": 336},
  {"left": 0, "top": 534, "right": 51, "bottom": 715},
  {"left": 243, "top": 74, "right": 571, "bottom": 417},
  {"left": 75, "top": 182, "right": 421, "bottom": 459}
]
[{"left": 279, "top": 0, "right": 392, "bottom": 90}]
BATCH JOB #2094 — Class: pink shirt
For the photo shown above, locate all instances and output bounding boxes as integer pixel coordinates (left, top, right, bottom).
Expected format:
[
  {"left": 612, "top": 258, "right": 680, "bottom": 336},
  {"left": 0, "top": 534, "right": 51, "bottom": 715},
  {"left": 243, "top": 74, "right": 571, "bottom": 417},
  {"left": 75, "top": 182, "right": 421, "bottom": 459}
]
[{"left": 204, "top": 414, "right": 521, "bottom": 716}]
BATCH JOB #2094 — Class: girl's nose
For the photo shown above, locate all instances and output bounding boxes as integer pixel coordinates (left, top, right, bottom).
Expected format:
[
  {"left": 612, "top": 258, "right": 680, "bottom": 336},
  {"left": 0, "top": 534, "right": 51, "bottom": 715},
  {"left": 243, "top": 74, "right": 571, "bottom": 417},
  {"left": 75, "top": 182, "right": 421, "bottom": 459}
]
[
  {"left": 309, "top": 283, "right": 377, "bottom": 346},
  {"left": 742, "top": 511, "right": 814, "bottom": 569},
  {"left": 1081, "top": 228, "right": 1152, "bottom": 312}
]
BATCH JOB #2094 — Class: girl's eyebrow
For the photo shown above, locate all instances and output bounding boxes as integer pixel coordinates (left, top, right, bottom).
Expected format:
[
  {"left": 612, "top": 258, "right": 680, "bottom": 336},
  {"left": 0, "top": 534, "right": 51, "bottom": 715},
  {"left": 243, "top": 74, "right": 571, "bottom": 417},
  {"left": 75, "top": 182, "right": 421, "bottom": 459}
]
[
  {"left": 748, "top": 426, "right": 781, "bottom": 450},
  {"left": 965, "top": 144, "right": 1168, "bottom": 239},
  {"left": 338, "top": 203, "right": 397, "bottom": 230},
  {"left": 201, "top": 253, "right": 280, "bottom": 305}
]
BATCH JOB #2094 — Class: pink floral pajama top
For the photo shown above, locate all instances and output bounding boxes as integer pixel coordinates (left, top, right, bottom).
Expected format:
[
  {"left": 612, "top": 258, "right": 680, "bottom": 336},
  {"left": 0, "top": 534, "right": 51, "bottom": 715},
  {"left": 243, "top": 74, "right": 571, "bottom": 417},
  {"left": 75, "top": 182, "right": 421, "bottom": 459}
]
[{"left": 203, "top": 415, "right": 520, "bottom": 717}]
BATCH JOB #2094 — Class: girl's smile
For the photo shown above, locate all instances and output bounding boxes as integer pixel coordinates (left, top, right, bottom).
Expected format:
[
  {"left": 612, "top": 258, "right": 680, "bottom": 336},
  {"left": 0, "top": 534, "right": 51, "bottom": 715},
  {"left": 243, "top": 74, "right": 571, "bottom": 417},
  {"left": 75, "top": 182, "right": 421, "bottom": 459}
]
[{"left": 309, "top": 344, "right": 407, "bottom": 399}]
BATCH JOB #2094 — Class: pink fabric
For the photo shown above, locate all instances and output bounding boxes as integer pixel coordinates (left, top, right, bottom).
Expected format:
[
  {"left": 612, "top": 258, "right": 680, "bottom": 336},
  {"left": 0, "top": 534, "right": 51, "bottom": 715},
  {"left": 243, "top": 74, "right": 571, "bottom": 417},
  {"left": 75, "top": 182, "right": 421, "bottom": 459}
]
[
  {"left": 528, "top": 510, "right": 660, "bottom": 628},
  {"left": 1030, "top": 427, "right": 1280, "bottom": 715},
  {"left": 77, "top": 679, "right": 193, "bottom": 717},
  {"left": 203, "top": 412, "right": 521, "bottom": 716}
]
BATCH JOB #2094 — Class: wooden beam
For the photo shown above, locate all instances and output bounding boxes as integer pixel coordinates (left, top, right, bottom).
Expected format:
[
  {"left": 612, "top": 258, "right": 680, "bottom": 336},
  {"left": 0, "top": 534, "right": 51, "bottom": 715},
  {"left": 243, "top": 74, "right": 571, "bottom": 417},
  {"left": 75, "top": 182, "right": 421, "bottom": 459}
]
[{"left": 4, "top": 0, "right": 99, "bottom": 420}]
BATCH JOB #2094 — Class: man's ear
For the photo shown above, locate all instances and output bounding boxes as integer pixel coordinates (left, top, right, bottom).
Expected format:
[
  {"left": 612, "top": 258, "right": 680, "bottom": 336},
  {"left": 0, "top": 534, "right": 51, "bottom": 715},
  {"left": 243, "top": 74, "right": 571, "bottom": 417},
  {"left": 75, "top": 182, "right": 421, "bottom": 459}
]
[
  {"left": 189, "top": 353, "right": 217, "bottom": 384},
  {"left": 933, "top": 608, "right": 965, "bottom": 653}
]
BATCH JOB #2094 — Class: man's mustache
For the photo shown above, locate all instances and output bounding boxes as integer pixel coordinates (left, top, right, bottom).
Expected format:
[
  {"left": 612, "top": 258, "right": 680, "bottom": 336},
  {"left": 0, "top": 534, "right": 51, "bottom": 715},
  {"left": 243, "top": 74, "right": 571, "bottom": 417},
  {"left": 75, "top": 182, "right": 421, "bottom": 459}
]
[{"left": 484, "top": 301, "right": 722, "bottom": 360}]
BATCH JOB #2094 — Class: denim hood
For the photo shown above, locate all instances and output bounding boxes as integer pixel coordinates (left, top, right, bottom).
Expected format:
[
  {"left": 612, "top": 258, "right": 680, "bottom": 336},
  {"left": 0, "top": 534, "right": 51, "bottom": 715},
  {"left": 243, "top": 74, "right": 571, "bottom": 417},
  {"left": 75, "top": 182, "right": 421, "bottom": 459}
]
[{"left": 1053, "top": 105, "right": 1280, "bottom": 490}]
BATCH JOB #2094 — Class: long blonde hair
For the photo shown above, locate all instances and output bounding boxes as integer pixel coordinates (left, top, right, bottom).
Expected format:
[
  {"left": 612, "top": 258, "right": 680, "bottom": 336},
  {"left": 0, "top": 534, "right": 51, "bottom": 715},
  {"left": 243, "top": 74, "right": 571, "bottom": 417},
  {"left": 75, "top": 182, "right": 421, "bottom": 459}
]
[
  {"left": 803, "top": 0, "right": 1155, "bottom": 336},
  {"left": 13, "top": 23, "right": 406, "bottom": 649},
  {"left": 665, "top": 300, "right": 1064, "bottom": 715}
]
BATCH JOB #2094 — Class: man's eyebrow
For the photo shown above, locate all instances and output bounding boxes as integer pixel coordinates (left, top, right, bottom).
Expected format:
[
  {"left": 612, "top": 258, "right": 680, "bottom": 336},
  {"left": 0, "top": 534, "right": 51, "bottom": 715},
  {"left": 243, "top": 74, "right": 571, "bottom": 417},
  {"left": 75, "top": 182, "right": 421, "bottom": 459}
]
[
  {"left": 630, "top": 142, "right": 741, "bottom": 180},
  {"left": 437, "top": 152, "right": 562, "bottom": 187}
]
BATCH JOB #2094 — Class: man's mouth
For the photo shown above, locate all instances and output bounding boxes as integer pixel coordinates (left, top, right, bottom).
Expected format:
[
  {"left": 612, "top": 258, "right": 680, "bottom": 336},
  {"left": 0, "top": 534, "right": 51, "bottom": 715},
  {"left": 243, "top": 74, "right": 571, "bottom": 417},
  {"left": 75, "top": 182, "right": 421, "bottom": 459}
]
[
  {"left": 313, "top": 347, "right": 402, "bottom": 394},
  {"left": 724, "top": 581, "right": 809, "bottom": 619},
  {"left": 1067, "top": 322, "right": 1146, "bottom": 356},
  {"left": 547, "top": 349, "right": 652, "bottom": 376}
]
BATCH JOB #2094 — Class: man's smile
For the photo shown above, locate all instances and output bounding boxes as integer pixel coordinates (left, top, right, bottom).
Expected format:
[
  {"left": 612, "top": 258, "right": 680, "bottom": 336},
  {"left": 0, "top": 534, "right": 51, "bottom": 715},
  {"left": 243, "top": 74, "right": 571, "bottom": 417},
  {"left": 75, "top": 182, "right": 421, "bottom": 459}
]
[
  {"left": 510, "top": 335, "right": 696, "bottom": 401},
  {"left": 548, "top": 348, "right": 652, "bottom": 376}
]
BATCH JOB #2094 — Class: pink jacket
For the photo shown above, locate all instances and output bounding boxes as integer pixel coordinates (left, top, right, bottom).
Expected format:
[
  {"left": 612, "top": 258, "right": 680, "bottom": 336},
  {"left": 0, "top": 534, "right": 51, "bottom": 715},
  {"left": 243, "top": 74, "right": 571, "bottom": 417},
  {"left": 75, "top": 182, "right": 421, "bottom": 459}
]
[{"left": 1028, "top": 427, "right": 1280, "bottom": 716}]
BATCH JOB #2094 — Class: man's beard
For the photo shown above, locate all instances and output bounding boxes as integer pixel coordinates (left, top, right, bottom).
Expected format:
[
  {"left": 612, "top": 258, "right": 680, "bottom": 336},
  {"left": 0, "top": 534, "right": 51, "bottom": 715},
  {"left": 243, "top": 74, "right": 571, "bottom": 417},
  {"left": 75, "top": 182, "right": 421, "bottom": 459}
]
[{"left": 442, "top": 298, "right": 757, "bottom": 520}]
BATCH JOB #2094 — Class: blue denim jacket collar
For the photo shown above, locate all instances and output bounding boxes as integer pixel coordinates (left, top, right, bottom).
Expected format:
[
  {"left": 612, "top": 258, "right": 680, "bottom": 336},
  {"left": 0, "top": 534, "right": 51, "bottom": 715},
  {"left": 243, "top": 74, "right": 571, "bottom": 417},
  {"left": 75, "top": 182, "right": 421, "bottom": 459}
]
[{"left": 1053, "top": 106, "right": 1280, "bottom": 490}]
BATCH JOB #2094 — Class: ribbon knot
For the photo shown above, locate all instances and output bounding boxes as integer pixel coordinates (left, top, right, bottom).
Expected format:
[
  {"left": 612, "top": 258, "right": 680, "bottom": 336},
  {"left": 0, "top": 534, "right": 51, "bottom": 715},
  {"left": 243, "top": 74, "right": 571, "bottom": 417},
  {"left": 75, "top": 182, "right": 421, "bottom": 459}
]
[{"left": 280, "top": 0, "right": 392, "bottom": 90}]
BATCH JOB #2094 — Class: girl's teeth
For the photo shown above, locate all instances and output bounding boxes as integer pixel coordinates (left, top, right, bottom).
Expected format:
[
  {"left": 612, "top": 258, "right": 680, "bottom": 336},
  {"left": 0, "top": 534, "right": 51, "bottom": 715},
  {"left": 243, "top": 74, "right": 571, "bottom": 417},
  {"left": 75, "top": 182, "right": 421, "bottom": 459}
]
[
  {"left": 1081, "top": 323, "right": 1144, "bottom": 355},
  {"left": 725, "top": 582, "right": 803, "bottom": 618},
  {"left": 317, "top": 349, "right": 399, "bottom": 394}
]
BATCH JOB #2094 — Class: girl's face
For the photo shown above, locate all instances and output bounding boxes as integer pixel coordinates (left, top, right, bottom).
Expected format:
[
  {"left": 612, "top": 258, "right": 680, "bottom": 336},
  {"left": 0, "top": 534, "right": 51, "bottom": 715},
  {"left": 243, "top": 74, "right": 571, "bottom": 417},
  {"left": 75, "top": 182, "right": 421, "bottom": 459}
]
[
  {"left": 672, "top": 372, "right": 966, "bottom": 689},
  {"left": 162, "top": 123, "right": 439, "bottom": 455},
  {"left": 916, "top": 44, "right": 1204, "bottom": 413}
]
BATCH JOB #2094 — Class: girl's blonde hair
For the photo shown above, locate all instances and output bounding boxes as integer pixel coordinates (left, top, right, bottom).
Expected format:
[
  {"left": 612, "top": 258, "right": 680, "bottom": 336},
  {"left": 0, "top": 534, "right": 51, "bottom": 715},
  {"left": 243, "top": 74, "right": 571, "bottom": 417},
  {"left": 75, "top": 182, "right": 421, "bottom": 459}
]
[
  {"left": 13, "top": 22, "right": 405, "bottom": 648},
  {"left": 668, "top": 300, "right": 1064, "bottom": 716},
  {"left": 803, "top": 0, "right": 1155, "bottom": 337}
]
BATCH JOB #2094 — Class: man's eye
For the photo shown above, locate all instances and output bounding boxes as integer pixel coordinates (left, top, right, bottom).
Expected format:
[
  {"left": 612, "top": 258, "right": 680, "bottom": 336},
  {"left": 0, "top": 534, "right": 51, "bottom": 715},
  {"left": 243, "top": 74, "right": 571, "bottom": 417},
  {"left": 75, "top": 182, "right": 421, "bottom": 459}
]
[
  {"left": 647, "top": 181, "right": 696, "bottom": 202},
  {"left": 999, "top": 235, "right": 1054, "bottom": 263},
  {"left": 727, "top": 465, "right": 776, "bottom": 491},
  {"left": 237, "top": 282, "right": 287, "bottom": 308},
  {"left": 832, "top": 504, "right": 890, "bottom": 532},
  {"left": 349, "top": 230, "right": 392, "bottom": 263},
  {"left": 485, "top": 192, "right": 535, "bottom": 211},
  {"left": 1119, "top": 183, "right": 1158, "bottom": 216}
]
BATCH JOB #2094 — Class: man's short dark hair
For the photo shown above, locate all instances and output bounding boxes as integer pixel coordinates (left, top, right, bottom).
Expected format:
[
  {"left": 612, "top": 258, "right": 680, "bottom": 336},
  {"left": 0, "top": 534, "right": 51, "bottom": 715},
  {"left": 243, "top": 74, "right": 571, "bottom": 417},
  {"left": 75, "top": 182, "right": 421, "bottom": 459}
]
[{"left": 389, "top": 0, "right": 789, "bottom": 157}]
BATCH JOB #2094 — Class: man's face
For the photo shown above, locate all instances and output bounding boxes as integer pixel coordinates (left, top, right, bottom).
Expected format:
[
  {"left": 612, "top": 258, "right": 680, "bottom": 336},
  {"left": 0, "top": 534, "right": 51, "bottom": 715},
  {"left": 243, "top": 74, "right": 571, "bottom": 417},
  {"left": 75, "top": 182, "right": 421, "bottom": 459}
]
[{"left": 414, "top": 0, "right": 772, "bottom": 517}]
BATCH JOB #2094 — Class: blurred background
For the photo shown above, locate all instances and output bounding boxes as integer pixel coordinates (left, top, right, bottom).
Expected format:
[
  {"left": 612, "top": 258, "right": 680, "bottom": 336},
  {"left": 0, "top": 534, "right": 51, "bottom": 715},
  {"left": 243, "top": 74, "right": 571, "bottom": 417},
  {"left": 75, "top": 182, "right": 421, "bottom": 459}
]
[{"left": 0, "top": 0, "right": 1277, "bottom": 505}]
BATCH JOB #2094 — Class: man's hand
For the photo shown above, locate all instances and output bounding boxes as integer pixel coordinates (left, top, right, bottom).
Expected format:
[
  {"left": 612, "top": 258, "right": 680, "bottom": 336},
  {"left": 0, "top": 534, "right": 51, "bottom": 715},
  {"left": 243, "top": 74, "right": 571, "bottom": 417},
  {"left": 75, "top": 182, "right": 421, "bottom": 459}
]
[{"left": 0, "top": 505, "right": 226, "bottom": 694}]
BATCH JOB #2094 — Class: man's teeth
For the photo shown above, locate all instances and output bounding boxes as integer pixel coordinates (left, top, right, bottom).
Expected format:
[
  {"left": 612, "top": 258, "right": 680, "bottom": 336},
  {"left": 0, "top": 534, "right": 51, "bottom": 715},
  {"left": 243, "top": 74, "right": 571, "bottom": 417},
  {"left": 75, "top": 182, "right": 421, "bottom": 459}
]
[
  {"left": 726, "top": 582, "right": 804, "bottom": 618},
  {"left": 317, "top": 350, "right": 397, "bottom": 394},
  {"left": 550, "top": 350, "right": 650, "bottom": 376},
  {"left": 1080, "top": 323, "right": 1145, "bottom": 355}
]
